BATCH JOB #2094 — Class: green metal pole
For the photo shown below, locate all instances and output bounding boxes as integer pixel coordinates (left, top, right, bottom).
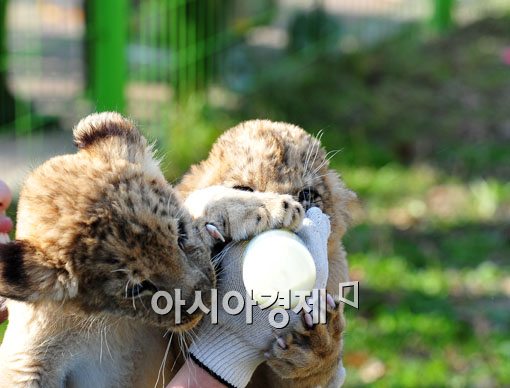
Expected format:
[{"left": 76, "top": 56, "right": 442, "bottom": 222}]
[
  {"left": 0, "top": 0, "right": 16, "bottom": 127},
  {"left": 0, "top": 0, "right": 7, "bottom": 85},
  {"left": 432, "top": 0, "right": 455, "bottom": 32},
  {"left": 178, "top": 1, "right": 187, "bottom": 99},
  {"left": 89, "top": 0, "right": 127, "bottom": 113}
]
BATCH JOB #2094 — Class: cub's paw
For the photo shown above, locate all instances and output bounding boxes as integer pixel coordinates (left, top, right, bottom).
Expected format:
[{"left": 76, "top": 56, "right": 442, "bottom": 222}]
[
  {"left": 258, "top": 192, "right": 304, "bottom": 232},
  {"left": 205, "top": 192, "right": 303, "bottom": 243},
  {"left": 266, "top": 295, "right": 345, "bottom": 384},
  {"left": 186, "top": 186, "right": 304, "bottom": 244}
]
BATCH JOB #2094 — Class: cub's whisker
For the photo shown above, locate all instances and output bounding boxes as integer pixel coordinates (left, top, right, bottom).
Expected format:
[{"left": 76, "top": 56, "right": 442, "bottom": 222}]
[
  {"left": 155, "top": 330, "right": 174, "bottom": 388},
  {"left": 311, "top": 149, "right": 342, "bottom": 176}
]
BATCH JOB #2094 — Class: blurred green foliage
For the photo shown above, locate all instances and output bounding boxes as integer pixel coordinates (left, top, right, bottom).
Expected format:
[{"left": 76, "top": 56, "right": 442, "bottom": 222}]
[
  {"left": 287, "top": 5, "right": 341, "bottom": 55},
  {"left": 238, "top": 17, "right": 510, "bottom": 180}
]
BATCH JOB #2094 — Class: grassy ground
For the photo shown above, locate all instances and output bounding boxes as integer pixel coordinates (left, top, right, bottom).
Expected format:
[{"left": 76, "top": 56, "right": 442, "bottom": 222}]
[
  {"left": 341, "top": 167, "right": 510, "bottom": 386},
  {"left": 1, "top": 15, "right": 509, "bottom": 387}
]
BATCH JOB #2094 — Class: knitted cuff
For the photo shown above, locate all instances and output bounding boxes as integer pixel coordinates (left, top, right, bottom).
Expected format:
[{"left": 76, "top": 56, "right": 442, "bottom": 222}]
[
  {"left": 189, "top": 321, "right": 263, "bottom": 388},
  {"left": 188, "top": 353, "right": 235, "bottom": 388}
]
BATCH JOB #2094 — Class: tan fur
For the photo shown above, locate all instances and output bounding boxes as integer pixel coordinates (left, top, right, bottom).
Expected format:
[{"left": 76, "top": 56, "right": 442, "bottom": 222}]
[
  {"left": 178, "top": 119, "right": 357, "bottom": 387},
  {"left": 0, "top": 113, "right": 304, "bottom": 387}
]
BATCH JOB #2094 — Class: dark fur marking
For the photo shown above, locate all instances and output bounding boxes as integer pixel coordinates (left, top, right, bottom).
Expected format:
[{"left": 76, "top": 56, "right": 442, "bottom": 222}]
[
  {"left": 283, "top": 144, "right": 290, "bottom": 165},
  {"left": 233, "top": 185, "right": 254, "bottom": 192},
  {"left": 117, "top": 224, "right": 128, "bottom": 241},
  {"left": 0, "top": 241, "right": 28, "bottom": 286},
  {"left": 177, "top": 219, "right": 188, "bottom": 240},
  {"left": 74, "top": 122, "right": 140, "bottom": 149},
  {"left": 111, "top": 179, "right": 121, "bottom": 190},
  {"left": 103, "top": 257, "right": 120, "bottom": 265},
  {"left": 126, "top": 196, "right": 134, "bottom": 211},
  {"left": 98, "top": 230, "right": 107, "bottom": 241}
]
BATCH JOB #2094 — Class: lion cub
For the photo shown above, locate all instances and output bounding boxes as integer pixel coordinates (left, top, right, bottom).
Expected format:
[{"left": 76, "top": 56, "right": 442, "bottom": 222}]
[
  {"left": 0, "top": 113, "right": 304, "bottom": 387},
  {"left": 179, "top": 120, "right": 357, "bottom": 387}
]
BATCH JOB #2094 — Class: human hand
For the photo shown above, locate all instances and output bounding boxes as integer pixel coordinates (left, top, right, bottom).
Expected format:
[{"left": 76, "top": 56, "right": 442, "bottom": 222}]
[
  {"left": 265, "top": 208, "right": 347, "bottom": 386},
  {"left": 0, "top": 180, "right": 13, "bottom": 324},
  {"left": 189, "top": 208, "right": 331, "bottom": 388},
  {"left": 0, "top": 180, "right": 13, "bottom": 241}
]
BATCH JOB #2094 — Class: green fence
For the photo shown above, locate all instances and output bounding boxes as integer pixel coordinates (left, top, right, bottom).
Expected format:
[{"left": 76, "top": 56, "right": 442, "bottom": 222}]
[
  {"left": 124, "top": 0, "right": 238, "bottom": 138},
  {"left": 0, "top": 0, "right": 247, "bottom": 136},
  {"left": 0, "top": 0, "right": 86, "bottom": 134},
  {"left": 1, "top": 0, "right": 509, "bottom": 137}
]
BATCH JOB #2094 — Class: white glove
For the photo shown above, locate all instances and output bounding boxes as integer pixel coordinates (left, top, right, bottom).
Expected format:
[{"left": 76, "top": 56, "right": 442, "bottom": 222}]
[
  {"left": 189, "top": 208, "right": 330, "bottom": 388},
  {"left": 297, "top": 207, "right": 331, "bottom": 292}
]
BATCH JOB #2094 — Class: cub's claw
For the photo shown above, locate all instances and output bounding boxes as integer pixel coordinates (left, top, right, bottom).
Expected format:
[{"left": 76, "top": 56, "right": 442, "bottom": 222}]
[
  {"left": 277, "top": 337, "right": 287, "bottom": 349},
  {"left": 327, "top": 293, "right": 336, "bottom": 309},
  {"left": 304, "top": 312, "right": 314, "bottom": 328},
  {"left": 265, "top": 295, "right": 345, "bottom": 382},
  {"left": 205, "top": 223, "right": 225, "bottom": 242}
]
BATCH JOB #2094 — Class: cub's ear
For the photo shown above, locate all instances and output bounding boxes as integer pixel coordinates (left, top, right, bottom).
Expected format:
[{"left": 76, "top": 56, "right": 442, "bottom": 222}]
[
  {"left": 73, "top": 112, "right": 164, "bottom": 180},
  {"left": 0, "top": 241, "right": 77, "bottom": 302},
  {"left": 73, "top": 112, "right": 149, "bottom": 161}
]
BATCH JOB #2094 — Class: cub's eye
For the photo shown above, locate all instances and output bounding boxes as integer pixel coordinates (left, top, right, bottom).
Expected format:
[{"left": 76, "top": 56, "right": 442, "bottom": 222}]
[
  {"left": 298, "top": 187, "right": 321, "bottom": 208},
  {"left": 126, "top": 281, "right": 158, "bottom": 298},
  {"left": 232, "top": 185, "right": 254, "bottom": 192}
]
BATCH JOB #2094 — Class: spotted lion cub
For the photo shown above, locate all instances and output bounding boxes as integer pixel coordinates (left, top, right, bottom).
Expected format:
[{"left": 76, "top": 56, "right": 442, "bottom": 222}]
[
  {"left": 179, "top": 120, "right": 357, "bottom": 387},
  {"left": 0, "top": 113, "right": 304, "bottom": 387}
]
